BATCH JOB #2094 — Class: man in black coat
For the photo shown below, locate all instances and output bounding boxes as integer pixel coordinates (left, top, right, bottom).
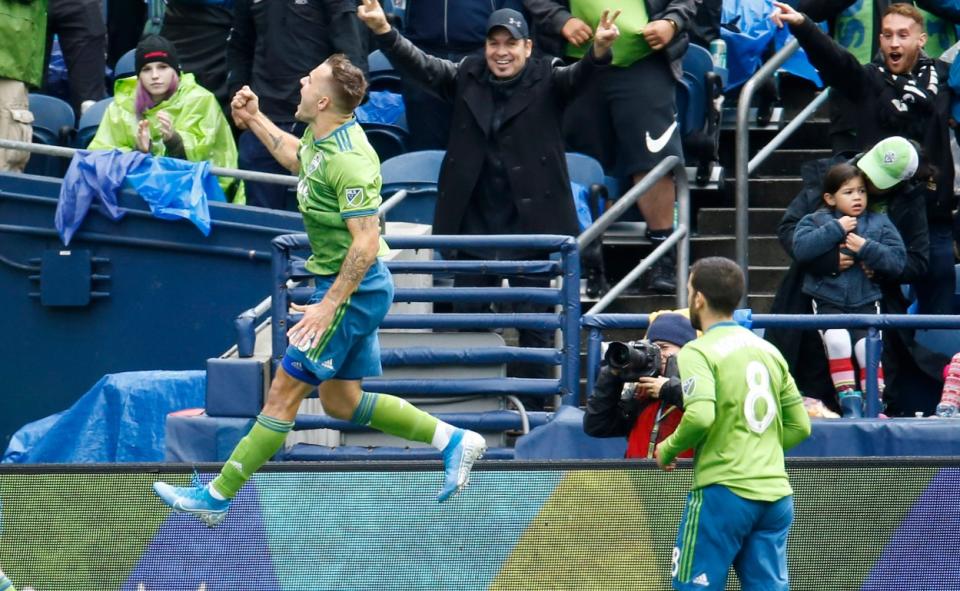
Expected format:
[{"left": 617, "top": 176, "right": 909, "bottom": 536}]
[
  {"left": 772, "top": 1, "right": 956, "bottom": 315},
  {"left": 358, "top": 0, "right": 618, "bottom": 396}
]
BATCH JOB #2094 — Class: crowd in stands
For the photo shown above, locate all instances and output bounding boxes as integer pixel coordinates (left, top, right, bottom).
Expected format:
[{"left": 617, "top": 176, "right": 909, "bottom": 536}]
[{"left": 1, "top": 0, "right": 960, "bottom": 427}]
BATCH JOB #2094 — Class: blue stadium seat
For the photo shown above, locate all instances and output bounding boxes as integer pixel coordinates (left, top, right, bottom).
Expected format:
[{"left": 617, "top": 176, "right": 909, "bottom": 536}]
[
  {"left": 678, "top": 44, "right": 725, "bottom": 186},
  {"left": 565, "top": 152, "right": 609, "bottom": 297},
  {"left": 75, "top": 97, "right": 113, "bottom": 148},
  {"left": 380, "top": 150, "right": 444, "bottom": 225},
  {"left": 364, "top": 122, "right": 408, "bottom": 163},
  {"left": 114, "top": 48, "right": 137, "bottom": 81},
  {"left": 25, "top": 94, "right": 75, "bottom": 177},
  {"left": 368, "top": 50, "right": 403, "bottom": 94}
]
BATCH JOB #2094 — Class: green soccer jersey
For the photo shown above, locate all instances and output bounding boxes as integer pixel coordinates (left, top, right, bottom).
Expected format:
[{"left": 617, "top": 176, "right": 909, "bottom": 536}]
[
  {"left": 296, "top": 119, "right": 390, "bottom": 276},
  {"left": 661, "top": 322, "right": 808, "bottom": 502}
]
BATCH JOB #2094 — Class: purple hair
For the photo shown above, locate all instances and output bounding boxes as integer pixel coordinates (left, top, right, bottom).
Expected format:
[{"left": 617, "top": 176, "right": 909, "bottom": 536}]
[{"left": 135, "top": 71, "right": 180, "bottom": 119}]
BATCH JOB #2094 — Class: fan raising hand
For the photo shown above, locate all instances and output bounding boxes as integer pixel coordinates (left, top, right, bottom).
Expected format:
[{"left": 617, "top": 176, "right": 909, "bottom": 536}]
[
  {"left": 593, "top": 9, "right": 622, "bottom": 58},
  {"left": 358, "top": 0, "right": 392, "bottom": 35}
]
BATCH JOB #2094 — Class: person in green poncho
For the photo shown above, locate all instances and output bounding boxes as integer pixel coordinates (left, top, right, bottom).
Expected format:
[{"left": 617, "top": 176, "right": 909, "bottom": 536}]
[{"left": 88, "top": 34, "right": 244, "bottom": 203}]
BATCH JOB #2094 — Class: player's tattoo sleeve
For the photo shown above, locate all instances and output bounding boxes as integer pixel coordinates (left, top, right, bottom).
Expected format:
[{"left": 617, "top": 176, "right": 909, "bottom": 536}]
[{"left": 323, "top": 215, "right": 380, "bottom": 307}]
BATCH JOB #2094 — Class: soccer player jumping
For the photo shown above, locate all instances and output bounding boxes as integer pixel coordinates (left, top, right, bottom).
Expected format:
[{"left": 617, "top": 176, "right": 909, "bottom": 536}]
[
  {"left": 655, "top": 257, "right": 812, "bottom": 590},
  {"left": 153, "top": 55, "right": 487, "bottom": 526}
]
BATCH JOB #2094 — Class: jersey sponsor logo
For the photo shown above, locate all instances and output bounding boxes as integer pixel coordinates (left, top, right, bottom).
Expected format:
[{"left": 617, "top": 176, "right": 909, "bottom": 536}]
[
  {"left": 682, "top": 377, "right": 696, "bottom": 398},
  {"left": 692, "top": 573, "right": 710, "bottom": 586},
  {"left": 344, "top": 187, "right": 364, "bottom": 206},
  {"left": 645, "top": 120, "right": 678, "bottom": 154},
  {"left": 296, "top": 178, "right": 308, "bottom": 206},
  {"left": 307, "top": 152, "right": 324, "bottom": 175}
]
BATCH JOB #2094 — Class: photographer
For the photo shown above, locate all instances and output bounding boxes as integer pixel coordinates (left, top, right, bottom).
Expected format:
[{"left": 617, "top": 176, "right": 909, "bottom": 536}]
[{"left": 583, "top": 313, "right": 697, "bottom": 458}]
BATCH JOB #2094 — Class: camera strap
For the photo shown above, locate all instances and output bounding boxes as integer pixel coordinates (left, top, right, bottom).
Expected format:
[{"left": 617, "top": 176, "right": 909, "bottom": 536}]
[{"left": 646, "top": 401, "right": 678, "bottom": 459}]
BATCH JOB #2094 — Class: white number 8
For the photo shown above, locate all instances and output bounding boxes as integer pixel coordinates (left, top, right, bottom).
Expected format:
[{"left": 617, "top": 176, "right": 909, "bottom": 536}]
[
  {"left": 744, "top": 361, "right": 776, "bottom": 434},
  {"left": 671, "top": 546, "right": 680, "bottom": 577}
]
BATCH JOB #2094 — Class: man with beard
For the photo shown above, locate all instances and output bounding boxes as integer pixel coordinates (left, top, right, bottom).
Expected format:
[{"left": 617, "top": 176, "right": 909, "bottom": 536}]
[
  {"left": 772, "top": 2, "right": 955, "bottom": 315},
  {"left": 153, "top": 55, "right": 488, "bottom": 526},
  {"left": 655, "top": 257, "right": 811, "bottom": 591}
]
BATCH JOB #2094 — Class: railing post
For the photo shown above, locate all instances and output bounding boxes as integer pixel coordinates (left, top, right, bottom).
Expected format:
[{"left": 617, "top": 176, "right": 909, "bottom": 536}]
[
  {"left": 735, "top": 39, "right": 800, "bottom": 306},
  {"left": 586, "top": 327, "right": 602, "bottom": 395},
  {"left": 560, "top": 237, "right": 582, "bottom": 406},
  {"left": 674, "top": 159, "right": 690, "bottom": 308},
  {"left": 864, "top": 327, "right": 882, "bottom": 418},
  {"left": 271, "top": 240, "right": 290, "bottom": 369}
]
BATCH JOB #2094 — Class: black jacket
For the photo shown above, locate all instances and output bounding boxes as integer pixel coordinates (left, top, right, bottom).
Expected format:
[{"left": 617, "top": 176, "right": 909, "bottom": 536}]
[
  {"left": 226, "top": 0, "right": 367, "bottom": 122},
  {"left": 766, "top": 156, "right": 948, "bottom": 415},
  {"left": 377, "top": 28, "right": 605, "bottom": 237},
  {"left": 522, "top": 0, "right": 696, "bottom": 80},
  {"left": 583, "top": 365, "right": 683, "bottom": 438},
  {"left": 788, "top": 17, "right": 956, "bottom": 225}
]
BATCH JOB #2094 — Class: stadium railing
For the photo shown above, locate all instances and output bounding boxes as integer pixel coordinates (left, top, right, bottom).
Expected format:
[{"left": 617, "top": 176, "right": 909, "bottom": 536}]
[
  {"left": 577, "top": 154, "right": 690, "bottom": 313},
  {"left": 582, "top": 311, "right": 960, "bottom": 418},
  {"left": 260, "top": 233, "right": 582, "bottom": 456},
  {"left": 734, "top": 39, "right": 831, "bottom": 299}
]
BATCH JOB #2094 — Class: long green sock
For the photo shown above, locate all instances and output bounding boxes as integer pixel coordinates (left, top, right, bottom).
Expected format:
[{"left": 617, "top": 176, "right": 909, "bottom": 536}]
[
  {"left": 211, "top": 414, "right": 293, "bottom": 499},
  {"left": 0, "top": 567, "right": 16, "bottom": 591},
  {"left": 351, "top": 391, "right": 449, "bottom": 447}
]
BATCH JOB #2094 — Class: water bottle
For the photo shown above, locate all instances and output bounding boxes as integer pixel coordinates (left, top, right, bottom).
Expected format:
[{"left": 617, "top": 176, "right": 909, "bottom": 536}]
[{"left": 709, "top": 38, "right": 727, "bottom": 70}]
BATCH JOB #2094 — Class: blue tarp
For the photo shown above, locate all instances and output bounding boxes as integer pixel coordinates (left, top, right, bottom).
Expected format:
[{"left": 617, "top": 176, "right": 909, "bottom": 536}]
[
  {"left": 54, "top": 149, "right": 226, "bottom": 246},
  {"left": 2, "top": 371, "right": 205, "bottom": 463},
  {"left": 721, "top": 0, "right": 823, "bottom": 90},
  {"left": 356, "top": 91, "right": 406, "bottom": 126}
]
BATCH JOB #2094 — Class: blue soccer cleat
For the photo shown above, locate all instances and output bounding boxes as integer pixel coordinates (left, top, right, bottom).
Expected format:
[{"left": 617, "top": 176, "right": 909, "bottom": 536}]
[
  {"left": 437, "top": 429, "right": 487, "bottom": 503},
  {"left": 153, "top": 472, "right": 230, "bottom": 527}
]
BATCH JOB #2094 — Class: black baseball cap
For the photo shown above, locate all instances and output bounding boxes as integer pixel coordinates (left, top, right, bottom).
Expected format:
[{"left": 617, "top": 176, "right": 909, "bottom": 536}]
[{"left": 486, "top": 8, "right": 529, "bottom": 39}]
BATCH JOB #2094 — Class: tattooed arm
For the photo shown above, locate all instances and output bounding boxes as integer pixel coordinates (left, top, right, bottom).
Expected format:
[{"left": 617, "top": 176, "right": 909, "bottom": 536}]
[
  {"left": 286, "top": 215, "right": 382, "bottom": 350},
  {"left": 230, "top": 85, "right": 302, "bottom": 173}
]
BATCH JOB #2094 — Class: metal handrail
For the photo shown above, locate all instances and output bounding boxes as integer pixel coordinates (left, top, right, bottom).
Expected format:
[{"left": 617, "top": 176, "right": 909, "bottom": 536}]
[
  {"left": 379, "top": 189, "right": 408, "bottom": 216},
  {"left": 271, "top": 233, "right": 583, "bottom": 405},
  {"left": 582, "top": 312, "right": 960, "bottom": 418},
  {"left": 0, "top": 138, "right": 298, "bottom": 186},
  {"left": 577, "top": 154, "right": 690, "bottom": 313},
  {"left": 735, "top": 39, "right": 828, "bottom": 301}
]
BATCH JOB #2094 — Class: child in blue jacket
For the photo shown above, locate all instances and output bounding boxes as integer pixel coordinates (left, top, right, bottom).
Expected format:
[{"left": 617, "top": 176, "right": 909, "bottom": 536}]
[{"left": 793, "top": 162, "right": 907, "bottom": 416}]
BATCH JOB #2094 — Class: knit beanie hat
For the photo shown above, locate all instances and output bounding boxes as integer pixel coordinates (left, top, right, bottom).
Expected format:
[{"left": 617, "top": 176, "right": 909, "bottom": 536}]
[
  {"left": 135, "top": 35, "right": 181, "bottom": 74},
  {"left": 646, "top": 313, "right": 696, "bottom": 347},
  {"left": 856, "top": 136, "right": 919, "bottom": 190}
]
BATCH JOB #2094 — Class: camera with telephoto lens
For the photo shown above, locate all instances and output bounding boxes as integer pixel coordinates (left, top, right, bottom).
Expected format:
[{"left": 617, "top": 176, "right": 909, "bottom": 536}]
[{"left": 604, "top": 340, "right": 662, "bottom": 382}]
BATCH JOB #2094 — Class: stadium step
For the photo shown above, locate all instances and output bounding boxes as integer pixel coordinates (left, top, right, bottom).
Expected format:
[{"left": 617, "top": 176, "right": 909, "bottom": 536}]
[{"left": 696, "top": 207, "right": 786, "bottom": 235}]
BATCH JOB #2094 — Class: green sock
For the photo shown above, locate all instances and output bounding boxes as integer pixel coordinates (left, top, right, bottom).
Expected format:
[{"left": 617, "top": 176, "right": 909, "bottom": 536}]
[
  {"left": 211, "top": 414, "right": 293, "bottom": 499},
  {"left": 0, "top": 567, "right": 16, "bottom": 591},
  {"left": 351, "top": 391, "right": 443, "bottom": 446}
]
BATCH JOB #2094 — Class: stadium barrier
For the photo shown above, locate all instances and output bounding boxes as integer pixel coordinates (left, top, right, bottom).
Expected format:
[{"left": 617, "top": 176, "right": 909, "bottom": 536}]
[
  {"left": 1, "top": 458, "right": 959, "bottom": 590},
  {"left": 582, "top": 312, "right": 960, "bottom": 417}
]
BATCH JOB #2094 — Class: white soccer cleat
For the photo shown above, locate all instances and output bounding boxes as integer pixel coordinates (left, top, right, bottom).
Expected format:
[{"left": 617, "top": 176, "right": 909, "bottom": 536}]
[{"left": 437, "top": 429, "right": 487, "bottom": 503}]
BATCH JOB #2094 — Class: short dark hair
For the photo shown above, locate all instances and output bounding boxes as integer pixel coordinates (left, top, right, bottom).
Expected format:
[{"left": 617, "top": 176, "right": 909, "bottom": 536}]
[
  {"left": 690, "top": 257, "right": 744, "bottom": 316},
  {"left": 822, "top": 163, "right": 864, "bottom": 199},
  {"left": 883, "top": 3, "right": 925, "bottom": 29},
  {"left": 324, "top": 54, "right": 368, "bottom": 113}
]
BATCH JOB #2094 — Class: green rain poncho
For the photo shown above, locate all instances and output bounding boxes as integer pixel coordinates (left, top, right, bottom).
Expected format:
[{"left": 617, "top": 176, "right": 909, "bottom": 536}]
[{"left": 89, "top": 72, "right": 244, "bottom": 203}]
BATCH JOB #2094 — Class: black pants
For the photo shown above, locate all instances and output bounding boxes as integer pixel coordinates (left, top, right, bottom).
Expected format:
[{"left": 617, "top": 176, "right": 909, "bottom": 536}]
[
  {"left": 46, "top": 0, "right": 107, "bottom": 112},
  {"left": 238, "top": 121, "right": 306, "bottom": 210}
]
